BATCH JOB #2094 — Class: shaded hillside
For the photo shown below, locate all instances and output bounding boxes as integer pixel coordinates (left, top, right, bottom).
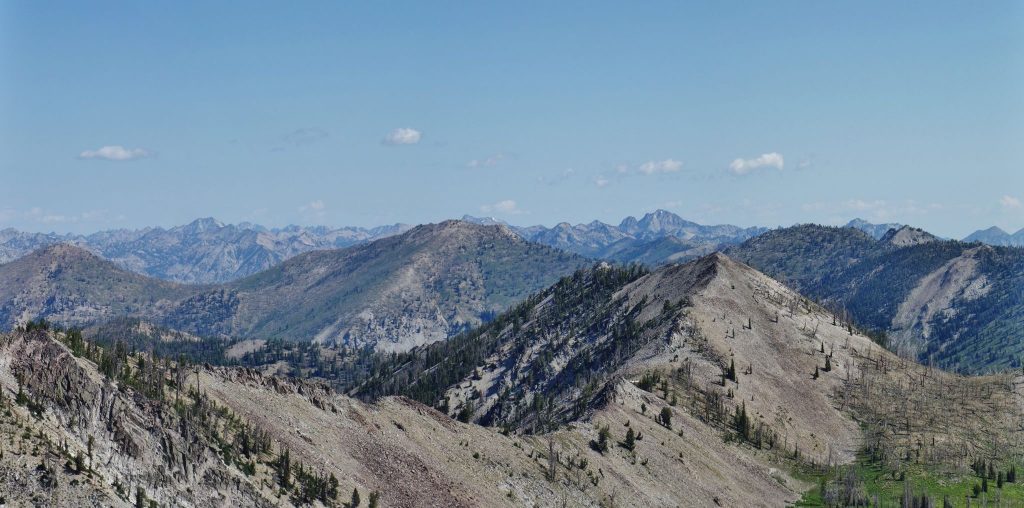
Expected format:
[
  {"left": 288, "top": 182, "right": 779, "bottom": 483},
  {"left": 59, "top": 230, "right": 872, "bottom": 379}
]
[
  {"left": 171, "top": 221, "right": 590, "bottom": 350},
  {"left": 0, "top": 222, "right": 590, "bottom": 351},
  {"left": 0, "top": 244, "right": 195, "bottom": 330},
  {"left": 727, "top": 224, "right": 1024, "bottom": 373}
]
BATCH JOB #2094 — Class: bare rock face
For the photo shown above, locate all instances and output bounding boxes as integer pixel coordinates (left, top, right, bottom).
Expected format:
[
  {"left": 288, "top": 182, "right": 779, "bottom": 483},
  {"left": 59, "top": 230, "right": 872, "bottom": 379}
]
[
  {"left": 880, "top": 225, "right": 938, "bottom": 248},
  {"left": 0, "top": 331, "right": 271, "bottom": 507}
]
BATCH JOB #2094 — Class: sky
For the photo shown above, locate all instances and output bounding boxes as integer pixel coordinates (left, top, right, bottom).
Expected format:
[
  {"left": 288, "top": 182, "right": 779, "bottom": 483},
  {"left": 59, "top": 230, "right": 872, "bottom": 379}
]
[{"left": 1, "top": 2, "right": 1022, "bottom": 238}]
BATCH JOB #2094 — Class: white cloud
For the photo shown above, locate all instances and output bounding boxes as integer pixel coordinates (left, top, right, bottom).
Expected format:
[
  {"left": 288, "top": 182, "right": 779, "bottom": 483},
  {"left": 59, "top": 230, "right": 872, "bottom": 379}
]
[
  {"left": 637, "top": 159, "right": 683, "bottom": 175},
  {"left": 594, "top": 176, "right": 610, "bottom": 188},
  {"left": 728, "top": 152, "right": 784, "bottom": 175},
  {"left": 480, "top": 199, "right": 522, "bottom": 215},
  {"left": 383, "top": 128, "right": 422, "bottom": 145},
  {"left": 467, "top": 153, "right": 505, "bottom": 168},
  {"left": 78, "top": 145, "right": 152, "bottom": 161},
  {"left": 1000, "top": 195, "right": 1021, "bottom": 209}
]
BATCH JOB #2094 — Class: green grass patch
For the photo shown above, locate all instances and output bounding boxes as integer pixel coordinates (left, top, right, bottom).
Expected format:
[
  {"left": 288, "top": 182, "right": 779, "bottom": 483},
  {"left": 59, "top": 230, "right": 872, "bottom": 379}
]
[{"left": 792, "top": 452, "right": 1024, "bottom": 507}]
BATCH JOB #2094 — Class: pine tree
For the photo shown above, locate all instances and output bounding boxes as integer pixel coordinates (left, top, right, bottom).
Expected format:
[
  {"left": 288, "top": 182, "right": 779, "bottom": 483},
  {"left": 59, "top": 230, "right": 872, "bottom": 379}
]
[
  {"left": 659, "top": 407, "right": 672, "bottom": 429},
  {"left": 591, "top": 425, "right": 610, "bottom": 454},
  {"left": 824, "top": 355, "right": 832, "bottom": 372},
  {"left": 135, "top": 487, "right": 146, "bottom": 508},
  {"left": 623, "top": 427, "right": 636, "bottom": 451},
  {"left": 368, "top": 491, "right": 380, "bottom": 508},
  {"left": 812, "top": 366, "right": 819, "bottom": 380},
  {"left": 351, "top": 487, "right": 361, "bottom": 507}
]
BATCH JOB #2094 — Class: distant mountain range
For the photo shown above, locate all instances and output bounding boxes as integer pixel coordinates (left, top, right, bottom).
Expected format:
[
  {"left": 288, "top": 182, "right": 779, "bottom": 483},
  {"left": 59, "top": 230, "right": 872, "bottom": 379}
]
[
  {"left": 727, "top": 224, "right": 1024, "bottom": 373},
  {"left": 0, "top": 218, "right": 412, "bottom": 284},
  {"left": 0, "top": 211, "right": 766, "bottom": 283},
  {"left": 0, "top": 221, "right": 588, "bottom": 351},
  {"left": 3, "top": 212, "right": 1020, "bottom": 290},
  {"left": 467, "top": 209, "right": 769, "bottom": 264},
  {"left": 963, "top": 225, "right": 1024, "bottom": 246}
]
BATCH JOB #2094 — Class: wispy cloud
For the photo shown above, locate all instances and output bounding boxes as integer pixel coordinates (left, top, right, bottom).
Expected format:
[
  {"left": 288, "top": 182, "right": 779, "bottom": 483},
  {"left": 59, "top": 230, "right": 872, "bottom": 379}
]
[
  {"left": 637, "top": 159, "right": 683, "bottom": 175},
  {"left": 467, "top": 153, "right": 505, "bottom": 168},
  {"left": 728, "top": 152, "right": 784, "bottom": 175},
  {"left": 383, "top": 128, "right": 422, "bottom": 145},
  {"left": 594, "top": 176, "right": 610, "bottom": 188},
  {"left": 480, "top": 199, "right": 522, "bottom": 215},
  {"left": 78, "top": 145, "right": 152, "bottom": 161},
  {"left": 1000, "top": 195, "right": 1021, "bottom": 209}
]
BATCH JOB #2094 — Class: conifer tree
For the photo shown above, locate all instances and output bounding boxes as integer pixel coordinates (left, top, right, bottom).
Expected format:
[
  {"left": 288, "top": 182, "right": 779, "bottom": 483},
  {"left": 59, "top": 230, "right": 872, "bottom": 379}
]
[{"left": 623, "top": 427, "right": 636, "bottom": 451}]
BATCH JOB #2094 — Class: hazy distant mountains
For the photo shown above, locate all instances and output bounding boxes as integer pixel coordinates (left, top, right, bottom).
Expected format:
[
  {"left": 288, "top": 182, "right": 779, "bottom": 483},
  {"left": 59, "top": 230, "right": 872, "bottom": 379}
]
[
  {"left": 0, "top": 210, "right": 766, "bottom": 283},
  {"left": 0, "top": 218, "right": 412, "bottom": 283},
  {"left": 963, "top": 225, "right": 1024, "bottom": 247},
  {"left": 0, "top": 221, "right": 588, "bottom": 350},
  {"left": 3, "top": 212, "right": 1019, "bottom": 289},
  {"left": 846, "top": 218, "right": 1024, "bottom": 247},
  {"left": 469, "top": 209, "right": 768, "bottom": 264}
]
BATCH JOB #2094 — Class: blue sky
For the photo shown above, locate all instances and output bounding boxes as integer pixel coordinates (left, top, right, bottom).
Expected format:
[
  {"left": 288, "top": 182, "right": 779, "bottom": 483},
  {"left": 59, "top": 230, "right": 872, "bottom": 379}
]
[{"left": 2, "top": 1, "right": 1022, "bottom": 237}]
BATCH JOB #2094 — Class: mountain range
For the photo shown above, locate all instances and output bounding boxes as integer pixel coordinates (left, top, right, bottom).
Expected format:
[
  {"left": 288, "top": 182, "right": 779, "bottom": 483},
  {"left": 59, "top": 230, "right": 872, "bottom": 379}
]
[
  {"left": 0, "top": 221, "right": 589, "bottom": 351},
  {"left": 0, "top": 219, "right": 412, "bottom": 284},
  {"left": 963, "top": 225, "right": 1024, "bottom": 247},
  {"left": 3, "top": 251, "right": 1019, "bottom": 506},
  {"left": 0, "top": 211, "right": 766, "bottom": 284},
  {"left": 471, "top": 209, "right": 768, "bottom": 264}
]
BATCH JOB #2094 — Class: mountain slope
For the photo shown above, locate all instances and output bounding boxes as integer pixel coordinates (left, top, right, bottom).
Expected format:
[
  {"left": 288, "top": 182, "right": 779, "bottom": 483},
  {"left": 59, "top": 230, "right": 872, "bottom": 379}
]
[
  {"left": 0, "top": 327, "right": 811, "bottom": 507},
  {"left": 352, "top": 252, "right": 1023, "bottom": 500},
  {"left": 0, "top": 244, "right": 195, "bottom": 330},
  {"left": 176, "top": 220, "right": 590, "bottom": 350},
  {"left": 0, "top": 222, "right": 589, "bottom": 351},
  {"left": 727, "top": 224, "right": 1024, "bottom": 372},
  {"left": 5, "top": 253, "right": 1021, "bottom": 506}
]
